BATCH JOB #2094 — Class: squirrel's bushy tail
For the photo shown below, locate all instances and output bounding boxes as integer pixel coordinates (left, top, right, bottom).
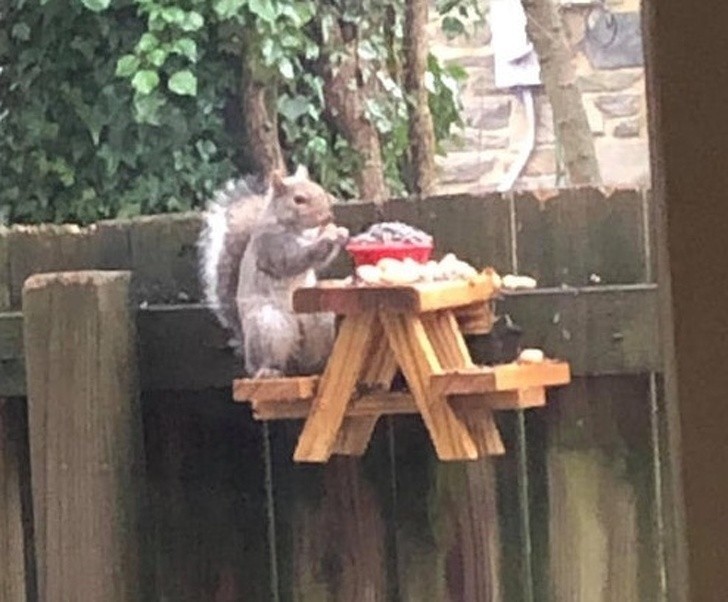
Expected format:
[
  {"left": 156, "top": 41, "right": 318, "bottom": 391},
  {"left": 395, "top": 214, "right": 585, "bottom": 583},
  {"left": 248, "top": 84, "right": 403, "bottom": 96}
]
[{"left": 198, "top": 176, "right": 268, "bottom": 349}]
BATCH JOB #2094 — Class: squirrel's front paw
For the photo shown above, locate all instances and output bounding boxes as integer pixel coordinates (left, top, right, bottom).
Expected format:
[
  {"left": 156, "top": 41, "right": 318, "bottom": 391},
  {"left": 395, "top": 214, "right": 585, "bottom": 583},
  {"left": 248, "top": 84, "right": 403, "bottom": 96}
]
[
  {"left": 334, "top": 226, "right": 350, "bottom": 245},
  {"left": 320, "top": 224, "right": 349, "bottom": 245}
]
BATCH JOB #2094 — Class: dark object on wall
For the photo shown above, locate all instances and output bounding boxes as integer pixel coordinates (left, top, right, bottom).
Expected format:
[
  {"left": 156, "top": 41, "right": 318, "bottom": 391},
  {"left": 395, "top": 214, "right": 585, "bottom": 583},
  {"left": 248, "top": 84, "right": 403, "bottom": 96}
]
[
  {"left": 468, "top": 313, "right": 524, "bottom": 366},
  {"left": 583, "top": 10, "right": 644, "bottom": 70}
]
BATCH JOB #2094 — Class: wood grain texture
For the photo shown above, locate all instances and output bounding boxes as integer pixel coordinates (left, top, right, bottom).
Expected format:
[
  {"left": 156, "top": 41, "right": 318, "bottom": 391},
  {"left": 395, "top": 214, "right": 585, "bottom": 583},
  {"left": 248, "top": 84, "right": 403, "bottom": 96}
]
[
  {"left": 422, "top": 311, "right": 504, "bottom": 457},
  {"left": 431, "top": 361, "right": 571, "bottom": 397},
  {"left": 501, "top": 285, "right": 660, "bottom": 375},
  {"left": 0, "top": 286, "right": 660, "bottom": 397},
  {"left": 0, "top": 400, "right": 30, "bottom": 602},
  {"left": 277, "top": 451, "right": 391, "bottom": 602},
  {"left": 294, "top": 311, "right": 378, "bottom": 462},
  {"left": 0, "top": 227, "right": 10, "bottom": 311},
  {"left": 333, "top": 318, "right": 398, "bottom": 456},
  {"left": 250, "top": 390, "right": 545, "bottom": 420},
  {"left": 22, "top": 271, "right": 146, "bottom": 601},
  {"left": 527, "top": 377, "right": 663, "bottom": 602},
  {"left": 143, "top": 391, "right": 271, "bottom": 601},
  {"left": 392, "top": 416, "right": 503, "bottom": 602},
  {"left": 293, "top": 276, "right": 497, "bottom": 315},
  {"left": 455, "top": 301, "right": 496, "bottom": 335},
  {"left": 394, "top": 309, "right": 504, "bottom": 600},
  {"left": 380, "top": 313, "right": 486, "bottom": 460},
  {"left": 0, "top": 233, "right": 29, "bottom": 602},
  {"left": 0, "top": 191, "right": 646, "bottom": 310},
  {"left": 233, "top": 376, "right": 319, "bottom": 403}
]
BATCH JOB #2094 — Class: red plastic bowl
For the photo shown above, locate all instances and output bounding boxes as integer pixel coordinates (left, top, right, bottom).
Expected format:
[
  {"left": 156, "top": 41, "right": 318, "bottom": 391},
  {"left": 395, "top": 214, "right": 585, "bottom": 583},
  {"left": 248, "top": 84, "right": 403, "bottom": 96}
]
[{"left": 345, "top": 242, "right": 433, "bottom": 267}]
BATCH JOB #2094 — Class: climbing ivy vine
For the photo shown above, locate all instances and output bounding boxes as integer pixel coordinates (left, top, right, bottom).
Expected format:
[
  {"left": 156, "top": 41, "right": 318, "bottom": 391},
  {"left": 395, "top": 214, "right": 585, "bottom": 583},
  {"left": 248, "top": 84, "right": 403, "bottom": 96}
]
[{"left": 0, "top": 0, "right": 474, "bottom": 224}]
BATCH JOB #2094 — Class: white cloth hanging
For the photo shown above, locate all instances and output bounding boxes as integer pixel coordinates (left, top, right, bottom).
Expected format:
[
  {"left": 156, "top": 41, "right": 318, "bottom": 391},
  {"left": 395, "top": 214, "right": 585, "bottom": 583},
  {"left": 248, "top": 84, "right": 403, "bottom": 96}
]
[{"left": 489, "top": 0, "right": 542, "bottom": 89}]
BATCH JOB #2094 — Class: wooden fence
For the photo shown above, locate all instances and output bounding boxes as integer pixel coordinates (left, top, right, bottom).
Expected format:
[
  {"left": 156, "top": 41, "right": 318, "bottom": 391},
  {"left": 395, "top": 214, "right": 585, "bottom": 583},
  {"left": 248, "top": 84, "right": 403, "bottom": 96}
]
[{"left": 0, "top": 188, "right": 675, "bottom": 601}]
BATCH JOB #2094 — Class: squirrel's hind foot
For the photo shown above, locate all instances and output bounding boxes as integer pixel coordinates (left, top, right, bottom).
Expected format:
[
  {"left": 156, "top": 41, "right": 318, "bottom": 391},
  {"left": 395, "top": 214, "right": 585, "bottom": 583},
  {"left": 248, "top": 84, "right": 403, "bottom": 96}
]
[{"left": 253, "top": 367, "right": 285, "bottom": 379}]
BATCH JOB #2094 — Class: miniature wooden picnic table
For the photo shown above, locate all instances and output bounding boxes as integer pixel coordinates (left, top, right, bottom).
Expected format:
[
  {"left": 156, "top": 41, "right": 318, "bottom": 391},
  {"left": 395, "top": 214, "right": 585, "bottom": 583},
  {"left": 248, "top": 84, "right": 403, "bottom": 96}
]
[{"left": 234, "top": 274, "right": 570, "bottom": 462}]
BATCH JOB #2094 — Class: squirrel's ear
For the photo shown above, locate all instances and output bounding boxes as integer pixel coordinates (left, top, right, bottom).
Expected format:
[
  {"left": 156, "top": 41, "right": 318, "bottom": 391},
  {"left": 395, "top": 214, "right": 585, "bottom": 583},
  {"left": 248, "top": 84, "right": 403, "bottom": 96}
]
[
  {"left": 270, "top": 170, "right": 287, "bottom": 195},
  {"left": 293, "top": 165, "right": 309, "bottom": 180}
]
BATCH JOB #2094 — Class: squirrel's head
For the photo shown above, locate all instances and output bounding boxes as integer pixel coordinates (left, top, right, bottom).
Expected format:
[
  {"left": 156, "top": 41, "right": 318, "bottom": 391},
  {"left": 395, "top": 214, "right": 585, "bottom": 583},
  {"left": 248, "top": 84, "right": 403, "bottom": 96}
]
[{"left": 268, "top": 166, "right": 336, "bottom": 230}]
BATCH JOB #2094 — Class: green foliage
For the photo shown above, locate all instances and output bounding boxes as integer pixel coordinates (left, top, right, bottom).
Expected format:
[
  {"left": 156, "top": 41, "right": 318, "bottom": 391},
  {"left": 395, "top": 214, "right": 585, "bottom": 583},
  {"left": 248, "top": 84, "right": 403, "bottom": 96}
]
[
  {"left": 436, "top": 0, "right": 484, "bottom": 40},
  {"left": 278, "top": 0, "right": 467, "bottom": 197},
  {"left": 1, "top": 0, "right": 468, "bottom": 224},
  {"left": 0, "top": 0, "right": 241, "bottom": 223}
]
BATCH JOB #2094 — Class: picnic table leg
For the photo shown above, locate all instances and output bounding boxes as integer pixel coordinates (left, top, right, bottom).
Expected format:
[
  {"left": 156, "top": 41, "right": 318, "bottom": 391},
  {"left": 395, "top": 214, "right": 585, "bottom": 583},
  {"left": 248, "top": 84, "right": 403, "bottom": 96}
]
[
  {"left": 293, "top": 311, "right": 378, "bottom": 463},
  {"left": 380, "top": 313, "right": 481, "bottom": 461},
  {"left": 333, "top": 319, "right": 398, "bottom": 456},
  {"left": 422, "top": 311, "right": 505, "bottom": 455}
]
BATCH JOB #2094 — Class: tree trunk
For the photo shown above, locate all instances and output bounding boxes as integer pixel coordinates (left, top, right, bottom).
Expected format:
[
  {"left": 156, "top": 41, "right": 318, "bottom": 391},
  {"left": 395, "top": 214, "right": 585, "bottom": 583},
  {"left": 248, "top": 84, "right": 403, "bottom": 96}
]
[
  {"left": 320, "top": 22, "right": 389, "bottom": 204},
  {"left": 241, "top": 53, "right": 286, "bottom": 178},
  {"left": 521, "top": 0, "right": 601, "bottom": 186},
  {"left": 403, "top": 0, "right": 437, "bottom": 196}
]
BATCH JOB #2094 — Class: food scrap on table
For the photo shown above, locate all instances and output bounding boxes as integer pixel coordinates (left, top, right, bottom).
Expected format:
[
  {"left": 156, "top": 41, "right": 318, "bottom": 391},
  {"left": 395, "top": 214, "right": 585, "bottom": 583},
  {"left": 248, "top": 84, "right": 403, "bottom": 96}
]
[
  {"left": 501, "top": 274, "right": 538, "bottom": 290},
  {"left": 518, "top": 348, "right": 545, "bottom": 364}
]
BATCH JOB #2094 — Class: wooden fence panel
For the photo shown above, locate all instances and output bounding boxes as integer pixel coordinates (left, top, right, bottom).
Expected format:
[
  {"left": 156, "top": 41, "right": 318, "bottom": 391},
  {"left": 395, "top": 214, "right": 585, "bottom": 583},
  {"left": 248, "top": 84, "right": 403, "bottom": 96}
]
[
  {"left": 143, "top": 390, "right": 272, "bottom": 601},
  {"left": 391, "top": 417, "right": 503, "bottom": 602},
  {"left": 514, "top": 190, "right": 666, "bottom": 601},
  {"left": 0, "top": 399, "right": 32, "bottom": 602},
  {"left": 271, "top": 421, "right": 395, "bottom": 601},
  {"left": 23, "top": 271, "right": 146, "bottom": 601},
  {"left": 0, "top": 188, "right": 672, "bottom": 600},
  {"left": 0, "top": 230, "right": 32, "bottom": 602}
]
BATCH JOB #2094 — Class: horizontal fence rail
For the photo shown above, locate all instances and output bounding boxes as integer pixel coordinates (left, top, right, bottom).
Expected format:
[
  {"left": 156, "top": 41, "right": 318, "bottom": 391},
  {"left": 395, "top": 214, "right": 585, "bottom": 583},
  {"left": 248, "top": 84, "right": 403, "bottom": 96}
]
[{"left": 0, "top": 285, "right": 660, "bottom": 397}]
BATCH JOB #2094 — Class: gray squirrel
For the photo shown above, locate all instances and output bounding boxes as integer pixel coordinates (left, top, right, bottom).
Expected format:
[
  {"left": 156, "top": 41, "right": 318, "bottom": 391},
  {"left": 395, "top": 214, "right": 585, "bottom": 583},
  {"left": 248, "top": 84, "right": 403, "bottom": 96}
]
[{"left": 198, "top": 165, "right": 349, "bottom": 378}]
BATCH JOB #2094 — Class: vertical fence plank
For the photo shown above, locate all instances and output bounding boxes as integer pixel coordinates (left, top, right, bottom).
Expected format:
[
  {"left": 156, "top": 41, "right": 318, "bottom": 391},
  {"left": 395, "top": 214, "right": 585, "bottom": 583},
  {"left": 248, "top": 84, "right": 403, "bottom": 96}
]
[
  {"left": 7, "top": 226, "right": 97, "bottom": 309},
  {"left": 0, "top": 399, "right": 29, "bottom": 602},
  {"left": 515, "top": 190, "right": 647, "bottom": 287},
  {"left": 272, "top": 421, "right": 394, "bottom": 602},
  {"left": 142, "top": 390, "right": 271, "bottom": 601},
  {"left": 23, "top": 271, "right": 146, "bottom": 601},
  {"left": 391, "top": 416, "right": 502, "bottom": 602},
  {"left": 527, "top": 377, "right": 661, "bottom": 601},
  {"left": 514, "top": 189, "right": 664, "bottom": 601},
  {"left": 0, "top": 228, "right": 32, "bottom": 601},
  {"left": 382, "top": 195, "right": 518, "bottom": 601}
]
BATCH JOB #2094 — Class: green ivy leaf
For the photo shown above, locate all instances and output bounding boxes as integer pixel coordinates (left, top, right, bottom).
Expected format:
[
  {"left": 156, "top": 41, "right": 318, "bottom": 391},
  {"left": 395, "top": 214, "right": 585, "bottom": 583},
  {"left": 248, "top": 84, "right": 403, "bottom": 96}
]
[
  {"left": 195, "top": 139, "right": 217, "bottom": 161},
  {"left": 248, "top": 0, "right": 277, "bottom": 24},
  {"left": 11, "top": 23, "right": 31, "bottom": 41},
  {"left": 213, "top": 0, "right": 246, "bottom": 19},
  {"left": 115, "top": 55, "right": 140, "bottom": 77},
  {"left": 131, "top": 70, "right": 160, "bottom": 95},
  {"left": 278, "top": 2, "right": 315, "bottom": 27},
  {"left": 133, "top": 92, "right": 166, "bottom": 125},
  {"left": 278, "top": 57, "right": 294, "bottom": 79},
  {"left": 278, "top": 94, "right": 310, "bottom": 122},
  {"left": 80, "top": 0, "right": 110, "bottom": 13},
  {"left": 172, "top": 38, "right": 198, "bottom": 62},
  {"left": 168, "top": 70, "right": 197, "bottom": 96},
  {"left": 180, "top": 11, "right": 205, "bottom": 32},
  {"left": 137, "top": 33, "right": 159, "bottom": 53},
  {"left": 148, "top": 48, "right": 169, "bottom": 68},
  {"left": 304, "top": 40, "right": 319, "bottom": 60},
  {"left": 260, "top": 38, "right": 278, "bottom": 64},
  {"left": 161, "top": 7, "right": 186, "bottom": 24}
]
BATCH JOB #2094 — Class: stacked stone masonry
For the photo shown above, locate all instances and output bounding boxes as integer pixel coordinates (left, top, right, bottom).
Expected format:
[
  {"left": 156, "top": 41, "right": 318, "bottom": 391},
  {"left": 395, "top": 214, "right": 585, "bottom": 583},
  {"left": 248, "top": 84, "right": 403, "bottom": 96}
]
[{"left": 429, "top": 0, "right": 650, "bottom": 194}]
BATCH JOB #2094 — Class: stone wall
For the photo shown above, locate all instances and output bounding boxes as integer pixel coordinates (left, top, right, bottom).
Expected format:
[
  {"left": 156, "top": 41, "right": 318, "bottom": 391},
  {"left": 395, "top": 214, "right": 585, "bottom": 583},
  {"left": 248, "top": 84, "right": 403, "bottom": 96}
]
[{"left": 429, "top": 0, "right": 650, "bottom": 194}]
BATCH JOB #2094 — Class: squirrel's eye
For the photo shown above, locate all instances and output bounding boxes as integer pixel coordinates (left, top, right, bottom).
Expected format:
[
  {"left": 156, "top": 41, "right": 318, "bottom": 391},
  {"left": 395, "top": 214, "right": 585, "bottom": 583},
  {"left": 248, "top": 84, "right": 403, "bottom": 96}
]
[{"left": 293, "top": 195, "right": 307, "bottom": 205}]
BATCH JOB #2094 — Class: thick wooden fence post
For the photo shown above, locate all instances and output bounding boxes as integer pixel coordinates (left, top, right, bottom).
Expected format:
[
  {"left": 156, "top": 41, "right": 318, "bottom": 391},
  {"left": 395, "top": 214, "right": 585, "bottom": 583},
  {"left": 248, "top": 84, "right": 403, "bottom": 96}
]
[{"left": 23, "top": 271, "right": 145, "bottom": 601}]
